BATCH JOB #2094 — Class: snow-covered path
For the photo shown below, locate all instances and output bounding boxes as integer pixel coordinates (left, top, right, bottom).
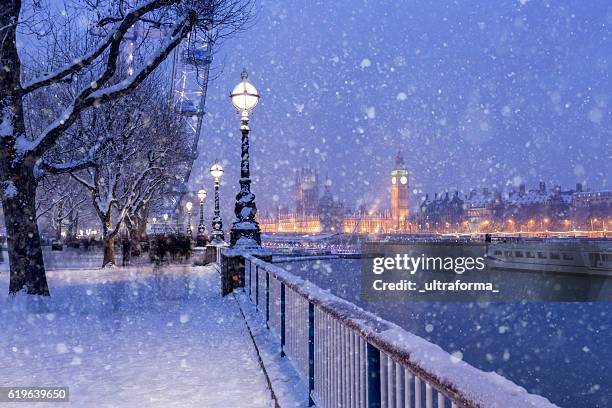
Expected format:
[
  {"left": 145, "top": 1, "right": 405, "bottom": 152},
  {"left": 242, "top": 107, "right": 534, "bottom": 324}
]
[{"left": 0, "top": 262, "right": 273, "bottom": 407}]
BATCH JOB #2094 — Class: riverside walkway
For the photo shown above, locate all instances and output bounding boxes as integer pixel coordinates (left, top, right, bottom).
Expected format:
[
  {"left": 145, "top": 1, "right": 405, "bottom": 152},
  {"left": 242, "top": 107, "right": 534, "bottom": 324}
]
[{"left": 0, "top": 255, "right": 273, "bottom": 407}]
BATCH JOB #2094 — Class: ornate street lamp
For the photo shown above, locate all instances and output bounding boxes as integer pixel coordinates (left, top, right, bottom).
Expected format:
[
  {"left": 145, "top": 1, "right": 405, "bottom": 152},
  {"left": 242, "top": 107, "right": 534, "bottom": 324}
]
[
  {"left": 210, "top": 162, "right": 225, "bottom": 244},
  {"left": 185, "top": 201, "right": 193, "bottom": 237},
  {"left": 163, "top": 213, "right": 169, "bottom": 234},
  {"left": 229, "top": 70, "right": 262, "bottom": 248},
  {"left": 197, "top": 189, "right": 207, "bottom": 246}
]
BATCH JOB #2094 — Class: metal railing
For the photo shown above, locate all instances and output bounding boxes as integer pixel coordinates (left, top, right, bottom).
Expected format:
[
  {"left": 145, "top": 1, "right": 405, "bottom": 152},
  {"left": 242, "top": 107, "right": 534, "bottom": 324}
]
[{"left": 241, "top": 254, "right": 557, "bottom": 408}]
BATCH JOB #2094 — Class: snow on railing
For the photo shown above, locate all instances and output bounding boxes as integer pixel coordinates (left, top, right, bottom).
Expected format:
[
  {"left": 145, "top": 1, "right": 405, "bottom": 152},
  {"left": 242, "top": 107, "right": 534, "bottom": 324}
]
[{"left": 242, "top": 254, "right": 559, "bottom": 408}]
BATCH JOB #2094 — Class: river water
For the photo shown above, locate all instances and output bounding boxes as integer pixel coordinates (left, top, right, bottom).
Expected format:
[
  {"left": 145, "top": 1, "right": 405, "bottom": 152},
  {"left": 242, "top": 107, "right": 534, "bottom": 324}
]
[{"left": 278, "top": 258, "right": 611, "bottom": 408}]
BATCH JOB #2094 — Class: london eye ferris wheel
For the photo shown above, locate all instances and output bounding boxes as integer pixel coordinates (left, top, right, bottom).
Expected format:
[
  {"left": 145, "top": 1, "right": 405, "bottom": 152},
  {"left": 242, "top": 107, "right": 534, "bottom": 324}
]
[{"left": 122, "top": 21, "right": 214, "bottom": 220}]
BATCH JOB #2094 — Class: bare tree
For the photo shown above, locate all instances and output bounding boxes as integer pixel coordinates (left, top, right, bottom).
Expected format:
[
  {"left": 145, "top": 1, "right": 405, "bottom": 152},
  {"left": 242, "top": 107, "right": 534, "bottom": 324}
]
[
  {"left": 71, "top": 82, "right": 190, "bottom": 267},
  {"left": 36, "top": 176, "right": 88, "bottom": 242},
  {"left": 0, "top": 0, "right": 253, "bottom": 295}
]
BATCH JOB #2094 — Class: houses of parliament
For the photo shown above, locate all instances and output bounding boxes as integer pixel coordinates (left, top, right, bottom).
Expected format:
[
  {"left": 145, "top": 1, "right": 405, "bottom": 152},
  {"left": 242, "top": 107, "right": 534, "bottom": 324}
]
[{"left": 257, "top": 152, "right": 410, "bottom": 234}]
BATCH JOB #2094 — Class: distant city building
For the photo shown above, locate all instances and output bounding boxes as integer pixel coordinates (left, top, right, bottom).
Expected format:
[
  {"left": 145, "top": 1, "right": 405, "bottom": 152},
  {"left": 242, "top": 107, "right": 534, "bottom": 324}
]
[
  {"left": 258, "top": 152, "right": 408, "bottom": 234},
  {"left": 295, "top": 167, "right": 319, "bottom": 216},
  {"left": 417, "top": 191, "right": 468, "bottom": 229},
  {"left": 503, "top": 182, "right": 574, "bottom": 227},
  {"left": 571, "top": 188, "right": 612, "bottom": 226},
  {"left": 417, "top": 181, "right": 609, "bottom": 233},
  {"left": 465, "top": 188, "right": 500, "bottom": 227},
  {"left": 390, "top": 151, "right": 410, "bottom": 230},
  {"left": 259, "top": 157, "right": 610, "bottom": 234},
  {"left": 318, "top": 178, "right": 346, "bottom": 233}
]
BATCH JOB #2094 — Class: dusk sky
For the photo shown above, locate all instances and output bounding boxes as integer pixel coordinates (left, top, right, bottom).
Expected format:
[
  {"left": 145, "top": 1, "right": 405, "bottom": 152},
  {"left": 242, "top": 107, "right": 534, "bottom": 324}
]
[{"left": 189, "top": 0, "right": 611, "bottom": 216}]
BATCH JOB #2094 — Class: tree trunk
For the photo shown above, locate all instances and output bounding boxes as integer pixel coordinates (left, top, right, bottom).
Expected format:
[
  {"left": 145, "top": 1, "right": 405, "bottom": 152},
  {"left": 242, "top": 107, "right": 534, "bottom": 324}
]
[
  {"left": 55, "top": 213, "right": 62, "bottom": 241},
  {"left": 132, "top": 206, "right": 149, "bottom": 255},
  {"left": 2, "top": 170, "right": 49, "bottom": 296},
  {"left": 0, "top": 3, "right": 47, "bottom": 295},
  {"left": 103, "top": 236, "right": 116, "bottom": 267}
]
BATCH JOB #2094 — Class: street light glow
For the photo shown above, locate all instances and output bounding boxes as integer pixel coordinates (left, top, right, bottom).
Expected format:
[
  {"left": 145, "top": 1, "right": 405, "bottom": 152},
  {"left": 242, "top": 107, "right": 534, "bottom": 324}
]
[
  {"left": 210, "top": 162, "right": 224, "bottom": 180},
  {"left": 198, "top": 189, "right": 207, "bottom": 202},
  {"left": 230, "top": 70, "right": 259, "bottom": 113}
]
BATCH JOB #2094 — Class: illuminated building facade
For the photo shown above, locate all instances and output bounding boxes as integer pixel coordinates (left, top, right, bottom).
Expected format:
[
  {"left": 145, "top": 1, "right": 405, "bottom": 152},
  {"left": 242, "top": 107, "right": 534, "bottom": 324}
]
[
  {"left": 296, "top": 167, "right": 319, "bottom": 216},
  {"left": 257, "top": 154, "right": 410, "bottom": 234},
  {"left": 259, "top": 160, "right": 611, "bottom": 235},
  {"left": 390, "top": 151, "right": 410, "bottom": 229},
  {"left": 417, "top": 182, "right": 610, "bottom": 233},
  {"left": 570, "top": 188, "right": 612, "bottom": 226},
  {"left": 342, "top": 211, "right": 396, "bottom": 234}
]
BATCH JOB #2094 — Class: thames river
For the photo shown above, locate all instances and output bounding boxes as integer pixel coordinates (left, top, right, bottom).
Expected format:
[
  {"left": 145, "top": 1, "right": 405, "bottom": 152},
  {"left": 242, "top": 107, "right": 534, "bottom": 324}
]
[{"left": 279, "top": 258, "right": 611, "bottom": 408}]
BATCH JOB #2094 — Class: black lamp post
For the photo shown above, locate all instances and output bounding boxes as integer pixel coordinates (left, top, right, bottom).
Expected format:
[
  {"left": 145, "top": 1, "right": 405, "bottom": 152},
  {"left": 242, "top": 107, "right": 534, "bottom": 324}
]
[
  {"left": 185, "top": 201, "right": 193, "bottom": 237},
  {"left": 196, "top": 189, "right": 208, "bottom": 246},
  {"left": 229, "top": 70, "right": 262, "bottom": 248},
  {"left": 210, "top": 162, "right": 225, "bottom": 244}
]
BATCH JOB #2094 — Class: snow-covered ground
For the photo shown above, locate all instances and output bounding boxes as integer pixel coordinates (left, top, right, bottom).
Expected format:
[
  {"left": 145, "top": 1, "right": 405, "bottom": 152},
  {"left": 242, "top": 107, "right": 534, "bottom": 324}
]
[{"left": 0, "top": 253, "right": 273, "bottom": 407}]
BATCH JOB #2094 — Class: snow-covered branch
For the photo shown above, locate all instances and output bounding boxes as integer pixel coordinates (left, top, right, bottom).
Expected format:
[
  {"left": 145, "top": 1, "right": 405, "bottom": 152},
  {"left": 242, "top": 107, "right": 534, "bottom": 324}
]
[
  {"left": 20, "top": 14, "right": 193, "bottom": 162},
  {"left": 70, "top": 172, "right": 96, "bottom": 192},
  {"left": 35, "top": 133, "right": 114, "bottom": 179},
  {"left": 20, "top": 0, "right": 177, "bottom": 95}
]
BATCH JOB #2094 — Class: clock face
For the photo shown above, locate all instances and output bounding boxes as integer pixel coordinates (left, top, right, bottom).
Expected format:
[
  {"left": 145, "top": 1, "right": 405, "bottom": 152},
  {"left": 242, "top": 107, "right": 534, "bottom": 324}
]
[
  {"left": 391, "top": 177, "right": 397, "bottom": 185},
  {"left": 400, "top": 176, "right": 408, "bottom": 185}
]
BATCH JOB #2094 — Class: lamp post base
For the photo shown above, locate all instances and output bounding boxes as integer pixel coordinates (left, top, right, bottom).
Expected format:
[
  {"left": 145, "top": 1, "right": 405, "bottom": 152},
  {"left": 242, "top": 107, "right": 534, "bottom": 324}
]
[
  {"left": 210, "top": 235, "right": 225, "bottom": 245},
  {"left": 229, "top": 223, "right": 261, "bottom": 249},
  {"left": 196, "top": 234, "right": 208, "bottom": 247},
  {"left": 210, "top": 228, "right": 225, "bottom": 244}
]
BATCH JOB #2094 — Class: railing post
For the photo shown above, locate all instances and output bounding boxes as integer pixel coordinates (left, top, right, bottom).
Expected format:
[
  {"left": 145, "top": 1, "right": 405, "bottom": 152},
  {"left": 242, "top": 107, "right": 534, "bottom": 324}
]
[
  {"left": 265, "top": 271, "right": 270, "bottom": 329},
  {"left": 367, "top": 343, "right": 381, "bottom": 408},
  {"left": 255, "top": 265, "right": 259, "bottom": 311},
  {"left": 280, "top": 283, "right": 286, "bottom": 357},
  {"left": 242, "top": 255, "right": 247, "bottom": 293},
  {"left": 248, "top": 259, "right": 252, "bottom": 299},
  {"left": 308, "top": 302, "right": 315, "bottom": 406}
]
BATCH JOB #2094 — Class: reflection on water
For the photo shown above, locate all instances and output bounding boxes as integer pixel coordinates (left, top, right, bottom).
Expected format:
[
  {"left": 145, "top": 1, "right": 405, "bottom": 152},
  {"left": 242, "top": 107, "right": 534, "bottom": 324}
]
[{"left": 280, "top": 258, "right": 612, "bottom": 408}]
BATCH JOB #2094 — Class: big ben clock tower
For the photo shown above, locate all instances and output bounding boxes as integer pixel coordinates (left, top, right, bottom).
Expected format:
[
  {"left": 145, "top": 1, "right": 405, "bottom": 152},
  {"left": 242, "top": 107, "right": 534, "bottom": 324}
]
[{"left": 390, "top": 151, "right": 409, "bottom": 230}]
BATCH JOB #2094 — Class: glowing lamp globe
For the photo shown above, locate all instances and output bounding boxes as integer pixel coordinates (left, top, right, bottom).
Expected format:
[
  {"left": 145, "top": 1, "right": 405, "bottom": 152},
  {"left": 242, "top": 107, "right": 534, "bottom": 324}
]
[
  {"left": 186, "top": 201, "right": 193, "bottom": 212},
  {"left": 230, "top": 70, "right": 259, "bottom": 113},
  {"left": 163, "top": 213, "right": 168, "bottom": 222},
  {"left": 210, "top": 163, "right": 224, "bottom": 180},
  {"left": 198, "top": 189, "right": 207, "bottom": 202}
]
